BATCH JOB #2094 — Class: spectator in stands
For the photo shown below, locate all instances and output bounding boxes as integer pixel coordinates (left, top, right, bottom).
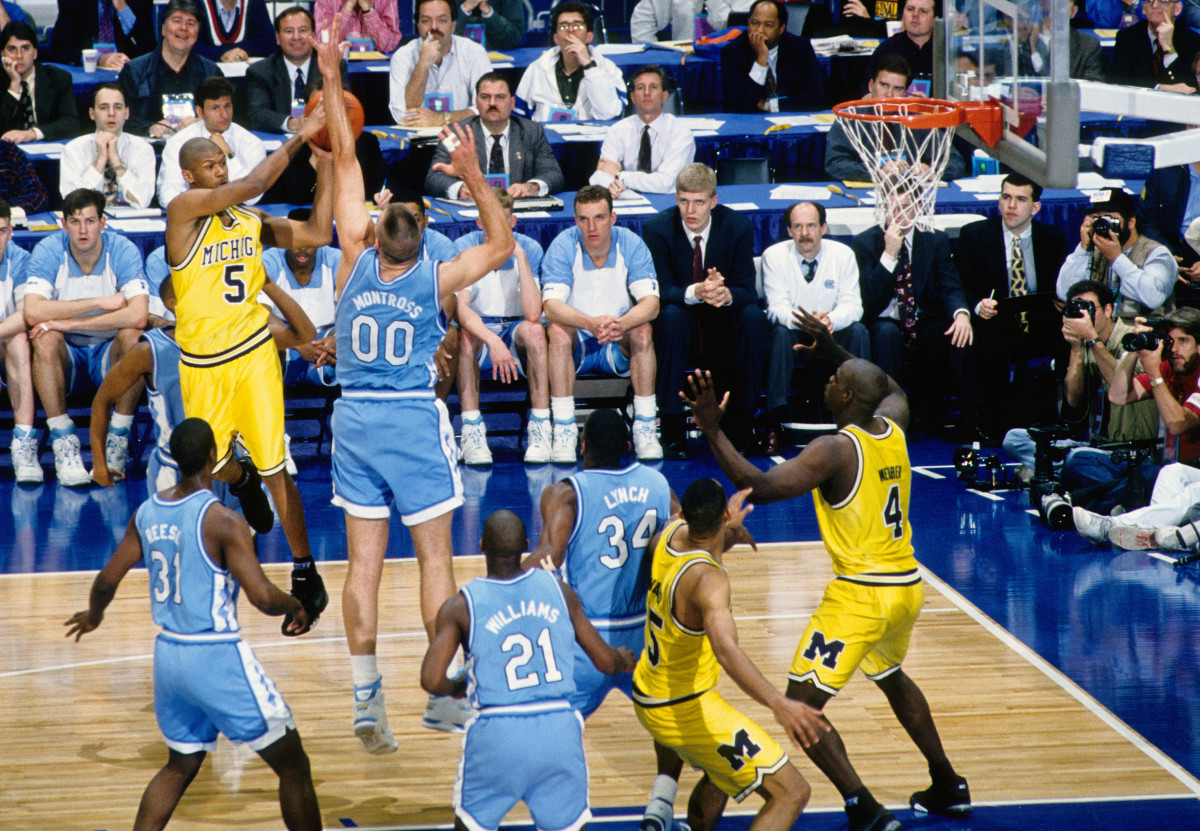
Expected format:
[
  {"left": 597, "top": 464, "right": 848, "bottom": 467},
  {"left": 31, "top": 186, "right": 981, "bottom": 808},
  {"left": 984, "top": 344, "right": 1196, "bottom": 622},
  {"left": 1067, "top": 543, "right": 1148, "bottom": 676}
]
[
  {"left": 0, "top": 197, "right": 40, "bottom": 484},
  {"left": 1137, "top": 122, "right": 1200, "bottom": 302},
  {"left": 870, "top": 0, "right": 935, "bottom": 92},
  {"left": 0, "top": 21, "right": 80, "bottom": 143},
  {"left": 1109, "top": 0, "right": 1200, "bottom": 92},
  {"left": 761, "top": 200, "right": 868, "bottom": 452},
  {"left": 0, "top": 140, "right": 50, "bottom": 211},
  {"left": 47, "top": 0, "right": 156, "bottom": 68},
  {"left": 455, "top": 0, "right": 524, "bottom": 51},
  {"left": 315, "top": 0, "right": 403, "bottom": 55},
  {"left": 719, "top": 0, "right": 824, "bottom": 113},
  {"left": 454, "top": 189, "right": 552, "bottom": 465},
  {"left": 118, "top": 0, "right": 221, "bottom": 137},
  {"left": 956, "top": 173, "right": 1070, "bottom": 440},
  {"left": 260, "top": 237, "right": 339, "bottom": 390},
  {"left": 389, "top": 0, "right": 492, "bottom": 127},
  {"left": 825, "top": 54, "right": 967, "bottom": 182},
  {"left": 589, "top": 65, "right": 695, "bottom": 196},
  {"left": 1056, "top": 187, "right": 1178, "bottom": 322},
  {"left": 1086, "top": 0, "right": 1143, "bottom": 29},
  {"left": 157, "top": 76, "right": 267, "bottom": 207},
  {"left": 374, "top": 187, "right": 459, "bottom": 261},
  {"left": 0, "top": 2, "right": 29, "bottom": 31},
  {"left": 542, "top": 186, "right": 662, "bottom": 463},
  {"left": 23, "top": 188, "right": 149, "bottom": 487},
  {"left": 630, "top": 0, "right": 704, "bottom": 43},
  {"left": 425, "top": 72, "right": 564, "bottom": 200},
  {"left": 515, "top": 1, "right": 626, "bottom": 122},
  {"left": 1018, "top": 0, "right": 1104, "bottom": 83},
  {"left": 193, "top": 0, "right": 274, "bottom": 62},
  {"left": 642, "top": 163, "right": 764, "bottom": 459},
  {"left": 60, "top": 83, "right": 156, "bottom": 209},
  {"left": 854, "top": 191, "right": 973, "bottom": 433}
]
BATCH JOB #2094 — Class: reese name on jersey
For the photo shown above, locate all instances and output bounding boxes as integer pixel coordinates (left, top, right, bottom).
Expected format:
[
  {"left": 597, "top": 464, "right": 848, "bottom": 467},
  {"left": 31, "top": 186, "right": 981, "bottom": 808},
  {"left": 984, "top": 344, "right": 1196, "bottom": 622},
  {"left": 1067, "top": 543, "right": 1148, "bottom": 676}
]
[
  {"left": 199, "top": 235, "right": 257, "bottom": 267},
  {"left": 143, "top": 522, "right": 182, "bottom": 544},
  {"left": 483, "top": 598, "right": 562, "bottom": 635},
  {"left": 349, "top": 290, "right": 424, "bottom": 319},
  {"left": 878, "top": 465, "right": 903, "bottom": 482},
  {"left": 604, "top": 486, "right": 653, "bottom": 510}
]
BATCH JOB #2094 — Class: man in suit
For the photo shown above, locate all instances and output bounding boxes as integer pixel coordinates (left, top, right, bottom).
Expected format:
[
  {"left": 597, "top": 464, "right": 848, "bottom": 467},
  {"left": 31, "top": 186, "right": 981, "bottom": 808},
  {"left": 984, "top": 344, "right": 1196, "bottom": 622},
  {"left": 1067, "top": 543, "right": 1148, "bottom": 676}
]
[
  {"left": 955, "top": 173, "right": 1070, "bottom": 439},
  {"left": 47, "top": 0, "right": 156, "bottom": 69},
  {"left": 245, "top": 6, "right": 384, "bottom": 203},
  {"left": 0, "top": 21, "right": 80, "bottom": 143},
  {"left": 1018, "top": 0, "right": 1104, "bottom": 83},
  {"left": 854, "top": 194, "right": 973, "bottom": 432},
  {"left": 1136, "top": 120, "right": 1200, "bottom": 304},
  {"left": 1109, "top": 0, "right": 1200, "bottom": 92},
  {"left": 643, "top": 163, "right": 767, "bottom": 458},
  {"left": 426, "top": 71, "right": 564, "bottom": 200},
  {"left": 720, "top": 0, "right": 824, "bottom": 114}
]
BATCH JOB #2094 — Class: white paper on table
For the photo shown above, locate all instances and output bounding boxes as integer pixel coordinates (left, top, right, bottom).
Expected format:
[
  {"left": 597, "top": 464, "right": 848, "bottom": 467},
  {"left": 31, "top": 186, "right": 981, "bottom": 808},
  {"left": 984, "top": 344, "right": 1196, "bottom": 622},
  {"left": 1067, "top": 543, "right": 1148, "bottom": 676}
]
[
  {"left": 972, "top": 193, "right": 1000, "bottom": 201},
  {"left": 562, "top": 134, "right": 605, "bottom": 142},
  {"left": 218, "top": 61, "right": 249, "bottom": 78},
  {"left": 614, "top": 205, "right": 659, "bottom": 215},
  {"left": 954, "top": 174, "right": 1007, "bottom": 193},
  {"left": 769, "top": 184, "right": 834, "bottom": 201},
  {"left": 675, "top": 117, "right": 724, "bottom": 131},
  {"left": 106, "top": 218, "right": 167, "bottom": 232},
  {"left": 764, "top": 115, "right": 823, "bottom": 126},
  {"left": 366, "top": 64, "right": 390, "bottom": 72},
  {"left": 813, "top": 124, "right": 832, "bottom": 133},
  {"left": 106, "top": 206, "right": 161, "bottom": 219},
  {"left": 691, "top": 130, "right": 719, "bottom": 137},
  {"left": 1075, "top": 172, "right": 1127, "bottom": 190},
  {"left": 459, "top": 209, "right": 553, "bottom": 217},
  {"left": 615, "top": 190, "right": 651, "bottom": 204},
  {"left": 594, "top": 44, "right": 646, "bottom": 55},
  {"left": 262, "top": 139, "right": 283, "bottom": 151},
  {"left": 723, "top": 202, "right": 759, "bottom": 210},
  {"left": 491, "top": 62, "right": 514, "bottom": 69},
  {"left": 18, "top": 142, "right": 64, "bottom": 157},
  {"left": 544, "top": 123, "right": 608, "bottom": 135}
]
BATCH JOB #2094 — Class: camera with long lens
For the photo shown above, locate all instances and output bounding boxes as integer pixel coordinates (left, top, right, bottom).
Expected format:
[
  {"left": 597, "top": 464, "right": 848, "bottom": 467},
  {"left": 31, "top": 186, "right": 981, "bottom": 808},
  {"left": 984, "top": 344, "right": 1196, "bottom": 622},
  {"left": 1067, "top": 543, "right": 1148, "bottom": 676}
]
[
  {"left": 1121, "top": 316, "right": 1172, "bottom": 352},
  {"left": 1063, "top": 297, "right": 1095, "bottom": 320},
  {"left": 1026, "top": 424, "right": 1075, "bottom": 528}
]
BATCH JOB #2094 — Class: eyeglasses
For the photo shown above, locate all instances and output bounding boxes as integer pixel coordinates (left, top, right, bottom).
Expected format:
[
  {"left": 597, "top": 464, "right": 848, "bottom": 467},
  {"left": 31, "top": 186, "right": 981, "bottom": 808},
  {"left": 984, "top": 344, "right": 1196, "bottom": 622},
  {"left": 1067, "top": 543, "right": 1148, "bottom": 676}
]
[
  {"left": 556, "top": 22, "right": 587, "bottom": 32},
  {"left": 1144, "top": 0, "right": 1177, "bottom": 6}
]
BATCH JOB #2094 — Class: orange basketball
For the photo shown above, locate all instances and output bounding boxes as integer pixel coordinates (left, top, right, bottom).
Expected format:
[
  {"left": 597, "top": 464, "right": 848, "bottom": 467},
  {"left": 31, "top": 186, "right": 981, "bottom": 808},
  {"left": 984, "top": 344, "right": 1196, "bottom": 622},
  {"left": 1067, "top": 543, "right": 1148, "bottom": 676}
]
[{"left": 304, "top": 89, "right": 365, "bottom": 151}]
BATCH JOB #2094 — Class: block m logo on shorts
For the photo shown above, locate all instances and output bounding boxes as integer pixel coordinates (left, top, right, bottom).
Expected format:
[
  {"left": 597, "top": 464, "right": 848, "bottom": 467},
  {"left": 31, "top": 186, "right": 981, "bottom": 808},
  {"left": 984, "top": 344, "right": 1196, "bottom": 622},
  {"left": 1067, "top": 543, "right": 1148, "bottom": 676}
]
[
  {"left": 803, "top": 631, "right": 846, "bottom": 669},
  {"left": 717, "top": 728, "right": 762, "bottom": 771}
]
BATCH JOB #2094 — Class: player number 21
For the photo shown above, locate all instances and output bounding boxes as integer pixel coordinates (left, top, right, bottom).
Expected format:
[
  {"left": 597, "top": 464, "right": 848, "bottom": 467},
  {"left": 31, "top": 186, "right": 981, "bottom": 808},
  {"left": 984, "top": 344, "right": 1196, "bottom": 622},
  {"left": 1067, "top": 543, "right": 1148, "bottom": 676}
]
[
  {"left": 150, "top": 549, "right": 182, "bottom": 604},
  {"left": 502, "top": 628, "right": 563, "bottom": 690},
  {"left": 883, "top": 484, "right": 903, "bottom": 540},
  {"left": 597, "top": 509, "right": 658, "bottom": 569}
]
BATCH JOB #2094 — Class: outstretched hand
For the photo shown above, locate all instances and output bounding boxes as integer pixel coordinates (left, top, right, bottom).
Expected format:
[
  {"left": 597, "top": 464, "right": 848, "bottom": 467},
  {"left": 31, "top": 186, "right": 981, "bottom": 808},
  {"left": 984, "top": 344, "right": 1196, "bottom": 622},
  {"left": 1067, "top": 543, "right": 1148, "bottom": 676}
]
[
  {"left": 725, "top": 487, "right": 757, "bottom": 552},
  {"left": 430, "top": 122, "right": 481, "bottom": 181},
  {"left": 313, "top": 16, "right": 347, "bottom": 80},
  {"left": 790, "top": 305, "right": 833, "bottom": 357},
  {"left": 63, "top": 609, "right": 102, "bottom": 641},
  {"left": 680, "top": 370, "right": 728, "bottom": 435}
]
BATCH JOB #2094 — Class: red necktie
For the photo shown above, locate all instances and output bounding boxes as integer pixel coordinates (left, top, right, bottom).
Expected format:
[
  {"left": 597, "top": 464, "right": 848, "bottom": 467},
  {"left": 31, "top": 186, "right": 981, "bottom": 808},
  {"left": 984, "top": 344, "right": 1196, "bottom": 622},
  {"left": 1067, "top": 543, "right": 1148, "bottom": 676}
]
[{"left": 692, "top": 235, "right": 703, "bottom": 283}]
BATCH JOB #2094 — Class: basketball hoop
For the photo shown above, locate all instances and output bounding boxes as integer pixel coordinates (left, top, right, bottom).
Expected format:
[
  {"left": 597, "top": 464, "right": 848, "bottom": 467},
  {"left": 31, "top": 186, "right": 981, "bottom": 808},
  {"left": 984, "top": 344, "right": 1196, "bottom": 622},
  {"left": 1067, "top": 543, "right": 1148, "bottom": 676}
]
[{"left": 832, "top": 98, "right": 969, "bottom": 233}]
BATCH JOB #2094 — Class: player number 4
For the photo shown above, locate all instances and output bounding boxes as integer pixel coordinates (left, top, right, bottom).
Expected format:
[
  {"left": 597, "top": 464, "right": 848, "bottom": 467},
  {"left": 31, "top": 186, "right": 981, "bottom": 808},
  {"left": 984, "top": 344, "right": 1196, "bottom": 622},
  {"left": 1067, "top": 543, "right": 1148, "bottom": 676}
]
[
  {"left": 883, "top": 484, "right": 903, "bottom": 540},
  {"left": 597, "top": 509, "right": 658, "bottom": 569}
]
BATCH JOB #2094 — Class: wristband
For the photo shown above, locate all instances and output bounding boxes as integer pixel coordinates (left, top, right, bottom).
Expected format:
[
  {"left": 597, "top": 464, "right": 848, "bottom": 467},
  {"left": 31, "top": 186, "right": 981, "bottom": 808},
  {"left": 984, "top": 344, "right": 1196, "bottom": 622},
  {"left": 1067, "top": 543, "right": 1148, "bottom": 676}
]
[{"left": 1151, "top": 377, "right": 1166, "bottom": 388}]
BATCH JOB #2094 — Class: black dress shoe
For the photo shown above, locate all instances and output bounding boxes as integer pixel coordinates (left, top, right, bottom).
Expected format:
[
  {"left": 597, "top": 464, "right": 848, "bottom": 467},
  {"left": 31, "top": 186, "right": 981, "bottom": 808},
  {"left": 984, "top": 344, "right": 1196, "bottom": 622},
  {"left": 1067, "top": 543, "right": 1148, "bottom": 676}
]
[
  {"left": 663, "top": 438, "right": 688, "bottom": 461},
  {"left": 765, "top": 427, "right": 782, "bottom": 456}
]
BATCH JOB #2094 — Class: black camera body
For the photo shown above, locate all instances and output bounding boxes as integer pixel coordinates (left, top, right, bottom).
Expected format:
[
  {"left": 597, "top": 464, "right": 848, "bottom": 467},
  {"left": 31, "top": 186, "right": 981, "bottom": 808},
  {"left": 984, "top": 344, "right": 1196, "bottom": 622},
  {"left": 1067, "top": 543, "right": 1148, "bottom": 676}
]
[
  {"left": 1091, "top": 215, "right": 1122, "bottom": 239},
  {"left": 1121, "top": 316, "right": 1172, "bottom": 353},
  {"left": 1063, "top": 297, "right": 1095, "bottom": 320}
]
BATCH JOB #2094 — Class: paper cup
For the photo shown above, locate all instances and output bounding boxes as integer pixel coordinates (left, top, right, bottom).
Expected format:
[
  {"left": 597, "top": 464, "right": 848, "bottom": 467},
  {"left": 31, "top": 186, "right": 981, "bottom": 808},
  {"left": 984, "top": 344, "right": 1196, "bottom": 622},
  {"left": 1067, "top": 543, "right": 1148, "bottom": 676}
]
[{"left": 82, "top": 49, "right": 99, "bottom": 73}]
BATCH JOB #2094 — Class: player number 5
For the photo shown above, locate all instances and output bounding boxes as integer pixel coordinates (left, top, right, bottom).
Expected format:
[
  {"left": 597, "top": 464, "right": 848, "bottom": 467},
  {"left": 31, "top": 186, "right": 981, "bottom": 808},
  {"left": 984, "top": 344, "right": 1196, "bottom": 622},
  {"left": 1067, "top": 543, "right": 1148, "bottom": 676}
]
[{"left": 222, "top": 263, "right": 246, "bottom": 303}]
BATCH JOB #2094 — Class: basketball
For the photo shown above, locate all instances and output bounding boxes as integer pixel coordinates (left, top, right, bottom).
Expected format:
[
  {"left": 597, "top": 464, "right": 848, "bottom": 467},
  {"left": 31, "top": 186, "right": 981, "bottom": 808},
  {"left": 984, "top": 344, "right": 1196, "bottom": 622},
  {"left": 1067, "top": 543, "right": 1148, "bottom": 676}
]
[{"left": 304, "top": 89, "right": 365, "bottom": 152}]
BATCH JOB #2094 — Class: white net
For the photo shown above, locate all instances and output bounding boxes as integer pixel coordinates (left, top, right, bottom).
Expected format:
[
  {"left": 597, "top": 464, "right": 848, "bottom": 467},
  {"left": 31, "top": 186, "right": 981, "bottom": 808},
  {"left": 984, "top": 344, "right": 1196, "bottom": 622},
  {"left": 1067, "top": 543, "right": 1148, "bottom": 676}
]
[{"left": 833, "top": 99, "right": 963, "bottom": 232}]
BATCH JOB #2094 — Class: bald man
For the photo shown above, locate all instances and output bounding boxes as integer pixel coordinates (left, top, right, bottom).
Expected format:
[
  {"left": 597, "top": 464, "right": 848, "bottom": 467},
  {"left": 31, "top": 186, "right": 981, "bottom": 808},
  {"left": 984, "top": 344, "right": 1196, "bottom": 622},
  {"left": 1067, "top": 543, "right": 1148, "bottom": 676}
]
[{"left": 683, "top": 312, "right": 971, "bottom": 831}]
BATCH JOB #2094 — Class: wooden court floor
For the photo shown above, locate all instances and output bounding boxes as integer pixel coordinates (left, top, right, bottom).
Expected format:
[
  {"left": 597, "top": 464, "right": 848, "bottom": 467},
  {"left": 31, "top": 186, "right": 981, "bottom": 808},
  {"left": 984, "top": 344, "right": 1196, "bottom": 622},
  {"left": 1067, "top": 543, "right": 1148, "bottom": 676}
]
[{"left": 2, "top": 542, "right": 1197, "bottom": 831}]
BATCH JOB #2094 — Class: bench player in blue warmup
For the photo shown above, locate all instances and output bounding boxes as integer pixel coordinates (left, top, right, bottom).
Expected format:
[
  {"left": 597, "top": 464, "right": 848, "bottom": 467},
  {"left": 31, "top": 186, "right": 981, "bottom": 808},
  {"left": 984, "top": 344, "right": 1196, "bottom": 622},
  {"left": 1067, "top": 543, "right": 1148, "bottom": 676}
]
[
  {"left": 523, "top": 407, "right": 685, "bottom": 831},
  {"left": 422, "top": 508, "right": 637, "bottom": 831},
  {"left": 64, "top": 417, "right": 322, "bottom": 831},
  {"left": 314, "top": 19, "right": 515, "bottom": 748}
]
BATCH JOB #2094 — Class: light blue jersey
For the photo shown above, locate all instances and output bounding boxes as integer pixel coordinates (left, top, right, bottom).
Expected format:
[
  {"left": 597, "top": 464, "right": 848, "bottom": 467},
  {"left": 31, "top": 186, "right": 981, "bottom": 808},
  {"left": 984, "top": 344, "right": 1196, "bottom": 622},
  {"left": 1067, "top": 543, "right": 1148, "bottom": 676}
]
[
  {"left": 463, "top": 569, "right": 577, "bottom": 712},
  {"left": 144, "top": 246, "right": 170, "bottom": 320},
  {"left": 260, "top": 246, "right": 341, "bottom": 331},
  {"left": 454, "top": 230, "right": 544, "bottom": 327},
  {"left": 333, "top": 250, "right": 445, "bottom": 393},
  {"left": 142, "top": 327, "right": 185, "bottom": 469},
  {"left": 541, "top": 226, "right": 657, "bottom": 319},
  {"left": 563, "top": 463, "right": 672, "bottom": 626},
  {"left": 1, "top": 239, "right": 30, "bottom": 319},
  {"left": 136, "top": 490, "right": 239, "bottom": 637},
  {"left": 420, "top": 227, "right": 457, "bottom": 263}
]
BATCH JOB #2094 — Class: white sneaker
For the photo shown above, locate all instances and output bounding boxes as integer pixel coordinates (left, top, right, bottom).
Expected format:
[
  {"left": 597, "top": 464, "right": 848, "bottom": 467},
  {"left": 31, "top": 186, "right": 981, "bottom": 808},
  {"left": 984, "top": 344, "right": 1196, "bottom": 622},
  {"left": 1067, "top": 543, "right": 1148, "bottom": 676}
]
[
  {"left": 422, "top": 693, "right": 472, "bottom": 733},
  {"left": 551, "top": 420, "right": 579, "bottom": 465},
  {"left": 1151, "top": 521, "right": 1200, "bottom": 552},
  {"left": 106, "top": 431, "right": 129, "bottom": 481},
  {"left": 1107, "top": 525, "right": 1156, "bottom": 551},
  {"left": 10, "top": 433, "right": 43, "bottom": 484},
  {"left": 524, "top": 417, "right": 552, "bottom": 465},
  {"left": 633, "top": 417, "right": 663, "bottom": 461},
  {"left": 1073, "top": 506, "right": 1113, "bottom": 545},
  {"left": 460, "top": 419, "right": 493, "bottom": 466},
  {"left": 640, "top": 796, "right": 675, "bottom": 831},
  {"left": 283, "top": 433, "right": 298, "bottom": 476},
  {"left": 353, "top": 681, "right": 398, "bottom": 754},
  {"left": 52, "top": 431, "right": 91, "bottom": 488}
]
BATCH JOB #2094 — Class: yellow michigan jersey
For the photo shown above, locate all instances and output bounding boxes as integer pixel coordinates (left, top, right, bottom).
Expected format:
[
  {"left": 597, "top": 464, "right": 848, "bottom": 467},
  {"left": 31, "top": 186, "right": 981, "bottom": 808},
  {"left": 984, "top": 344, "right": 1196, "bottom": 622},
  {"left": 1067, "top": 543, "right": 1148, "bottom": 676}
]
[
  {"left": 813, "top": 417, "right": 919, "bottom": 581},
  {"left": 170, "top": 205, "right": 270, "bottom": 361}
]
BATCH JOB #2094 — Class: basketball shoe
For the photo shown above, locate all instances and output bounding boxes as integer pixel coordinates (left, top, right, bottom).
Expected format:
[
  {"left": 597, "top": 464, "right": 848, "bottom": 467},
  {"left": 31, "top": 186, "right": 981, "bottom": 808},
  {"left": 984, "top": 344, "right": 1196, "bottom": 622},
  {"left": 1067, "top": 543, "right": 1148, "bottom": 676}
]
[{"left": 353, "top": 680, "right": 398, "bottom": 754}]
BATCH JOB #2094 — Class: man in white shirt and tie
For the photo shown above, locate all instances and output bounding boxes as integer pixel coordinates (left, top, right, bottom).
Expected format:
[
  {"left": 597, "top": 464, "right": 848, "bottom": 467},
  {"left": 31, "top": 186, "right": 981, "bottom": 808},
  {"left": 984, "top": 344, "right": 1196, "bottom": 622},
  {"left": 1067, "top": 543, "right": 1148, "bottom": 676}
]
[
  {"left": 389, "top": 0, "right": 492, "bottom": 127},
  {"left": 156, "top": 75, "right": 267, "bottom": 207},
  {"left": 589, "top": 65, "right": 695, "bottom": 197},
  {"left": 60, "top": 83, "right": 156, "bottom": 208},
  {"left": 761, "top": 201, "right": 868, "bottom": 450}
]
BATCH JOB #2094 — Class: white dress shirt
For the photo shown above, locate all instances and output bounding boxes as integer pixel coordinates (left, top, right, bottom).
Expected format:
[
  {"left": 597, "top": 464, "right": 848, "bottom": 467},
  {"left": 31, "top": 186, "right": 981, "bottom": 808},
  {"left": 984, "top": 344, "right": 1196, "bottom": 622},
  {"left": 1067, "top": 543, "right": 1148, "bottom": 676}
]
[
  {"left": 629, "top": 0, "right": 704, "bottom": 43},
  {"left": 588, "top": 112, "right": 696, "bottom": 194},
  {"left": 156, "top": 120, "right": 268, "bottom": 208},
  {"left": 59, "top": 131, "right": 157, "bottom": 208},
  {"left": 388, "top": 35, "right": 492, "bottom": 124},
  {"left": 514, "top": 46, "right": 626, "bottom": 122},
  {"left": 762, "top": 238, "right": 862, "bottom": 331},
  {"left": 681, "top": 216, "right": 728, "bottom": 306}
]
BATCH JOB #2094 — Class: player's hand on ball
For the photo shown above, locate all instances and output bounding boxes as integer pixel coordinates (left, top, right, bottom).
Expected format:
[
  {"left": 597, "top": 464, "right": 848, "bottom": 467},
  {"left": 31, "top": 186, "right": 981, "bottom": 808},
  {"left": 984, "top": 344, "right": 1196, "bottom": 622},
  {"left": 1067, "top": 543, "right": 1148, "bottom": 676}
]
[
  {"left": 680, "top": 370, "right": 728, "bottom": 435},
  {"left": 297, "top": 101, "right": 327, "bottom": 144},
  {"left": 64, "top": 610, "right": 102, "bottom": 641}
]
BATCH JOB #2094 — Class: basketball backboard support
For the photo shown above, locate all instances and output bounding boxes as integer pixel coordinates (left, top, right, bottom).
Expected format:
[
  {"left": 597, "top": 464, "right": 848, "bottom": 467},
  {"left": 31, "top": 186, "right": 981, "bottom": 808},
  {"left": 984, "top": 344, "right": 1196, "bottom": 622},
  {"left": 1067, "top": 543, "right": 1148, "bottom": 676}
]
[{"left": 936, "top": 0, "right": 1200, "bottom": 188}]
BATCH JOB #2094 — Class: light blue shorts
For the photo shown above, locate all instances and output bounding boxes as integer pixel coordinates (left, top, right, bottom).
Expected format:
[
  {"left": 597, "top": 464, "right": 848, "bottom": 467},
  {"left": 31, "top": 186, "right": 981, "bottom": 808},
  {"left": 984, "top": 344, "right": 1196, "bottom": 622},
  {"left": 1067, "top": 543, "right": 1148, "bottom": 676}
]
[
  {"left": 571, "top": 623, "right": 642, "bottom": 718},
  {"left": 66, "top": 340, "right": 114, "bottom": 395},
  {"left": 575, "top": 331, "right": 629, "bottom": 377},
  {"left": 477, "top": 318, "right": 525, "bottom": 377}
]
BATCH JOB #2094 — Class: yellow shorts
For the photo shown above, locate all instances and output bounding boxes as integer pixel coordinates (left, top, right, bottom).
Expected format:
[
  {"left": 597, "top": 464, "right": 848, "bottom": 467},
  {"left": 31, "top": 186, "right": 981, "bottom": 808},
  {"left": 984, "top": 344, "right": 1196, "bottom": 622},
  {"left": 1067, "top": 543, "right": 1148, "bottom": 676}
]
[
  {"left": 635, "top": 688, "right": 787, "bottom": 802},
  {"left": 788, "top": 578, "right": 923, "bottom": 695},
  {"left": 179, "top": 340, "right": 286, "bottom": 476}
]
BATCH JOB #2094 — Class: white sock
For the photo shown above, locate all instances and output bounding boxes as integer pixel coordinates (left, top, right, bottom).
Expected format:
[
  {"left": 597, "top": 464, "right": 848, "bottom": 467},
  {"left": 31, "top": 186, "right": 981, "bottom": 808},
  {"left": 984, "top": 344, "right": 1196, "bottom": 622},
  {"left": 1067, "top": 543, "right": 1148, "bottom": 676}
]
[
  {"left": 462, "top": 409, "right": 482, "bottom": 424},
  {"left": 13, "top": 423, "right": 34, "bottom": 437},
  {"left": 110, "top": 413, "right": 135, "bottom": 433},
  {"left": 650, "top": 774, "right": 678, "bottom": 806},
  {"left": 633, "top": 395, "right": 657, "bottom": 420},
  {"left": 530, "top": 408, "right": 550, "bottom": 421},
  {"left": 351, "top": 655, "right": 381, "bottom": 690},
  {"left": 551, "top": 397, "right": 575, "bottom": 424},
  {"left": 47, "top": 415, "right": 73, "bottom": 434}
]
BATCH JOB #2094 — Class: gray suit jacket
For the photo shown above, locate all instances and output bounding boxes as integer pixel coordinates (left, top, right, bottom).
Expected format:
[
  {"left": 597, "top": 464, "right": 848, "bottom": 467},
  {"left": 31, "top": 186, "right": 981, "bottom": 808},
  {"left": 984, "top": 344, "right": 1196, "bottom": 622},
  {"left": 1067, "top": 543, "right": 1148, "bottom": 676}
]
[
  {"left": 244, "top": 51, "right": 349, "bottom": 134},
  {"left": 424, "top": 115, "right": 565, "bottom": 198}
]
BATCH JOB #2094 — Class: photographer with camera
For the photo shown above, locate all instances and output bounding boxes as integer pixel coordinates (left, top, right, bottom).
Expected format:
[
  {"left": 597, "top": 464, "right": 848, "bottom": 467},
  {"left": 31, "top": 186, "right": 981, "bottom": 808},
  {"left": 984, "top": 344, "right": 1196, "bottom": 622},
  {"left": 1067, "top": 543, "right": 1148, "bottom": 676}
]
[
  {"left": 1055, "top": 188, "right": 1178, "bottom": 324},
  {"left": 1073, "top": 307, "right": 1200, "bottom": 546}
]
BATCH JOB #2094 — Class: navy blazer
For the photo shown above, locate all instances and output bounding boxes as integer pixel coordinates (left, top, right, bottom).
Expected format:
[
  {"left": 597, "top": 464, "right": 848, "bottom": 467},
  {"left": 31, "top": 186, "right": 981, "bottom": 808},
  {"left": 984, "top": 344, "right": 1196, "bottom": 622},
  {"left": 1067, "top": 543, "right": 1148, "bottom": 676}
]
[
  {"left": 853, "top": 225, "right": 968, "bottom": 323},
  {"left": 424, "top": 115, "right": 565, "bottom": 197},
  {"left": 0, "top": 64, "right": 80, "bottom": 141},
  {"left": 1137, "top": 164, "right": 1196, "bottom": 263},
  {"left": 642, "top": 205, "right": 758, "bottom": 310},
  {"left": 1109, "top": 20, "right": 1200, "bottom": 89},
  {"left": 244, "top": 52, "right": 349, "bottom": 134},
  {"left": 47, "top": 0, "right": 156, "bottom": 65},
  {"left": 719, "top": 31, "right": 825, "bottom": 114}
]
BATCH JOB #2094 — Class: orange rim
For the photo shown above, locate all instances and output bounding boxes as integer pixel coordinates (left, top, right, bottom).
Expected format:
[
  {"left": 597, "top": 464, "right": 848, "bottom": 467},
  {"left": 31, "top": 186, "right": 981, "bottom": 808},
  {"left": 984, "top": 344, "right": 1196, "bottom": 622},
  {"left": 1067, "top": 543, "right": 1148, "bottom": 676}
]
[{"left": 832, "top": 97, "right": 966, "bottom": 131}]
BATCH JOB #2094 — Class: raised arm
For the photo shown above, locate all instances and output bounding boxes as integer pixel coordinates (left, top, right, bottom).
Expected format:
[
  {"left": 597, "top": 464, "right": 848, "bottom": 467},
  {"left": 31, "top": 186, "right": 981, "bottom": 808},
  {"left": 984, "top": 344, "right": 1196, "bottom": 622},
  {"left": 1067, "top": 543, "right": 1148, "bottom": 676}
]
[
  {"left": 421, "top": 592, "right": 470, "bottom": 697},
  {"left": 1107, "top": 350, "right": 1147, "bottom": 405},
  {"left": 255, "top": 155, "right": 335, "bottom": 252},
  {"left": 261, "top": 277, "right": 318, "bottom": 349},
  {"left": 522, "top": 481, "right": 577, "bottom": 571},
  {"left": 63, "top": 515, "right": 144, "bottom": 640},
  {"left": 90, "top": 341, "right": 154, "bottom": 487}
]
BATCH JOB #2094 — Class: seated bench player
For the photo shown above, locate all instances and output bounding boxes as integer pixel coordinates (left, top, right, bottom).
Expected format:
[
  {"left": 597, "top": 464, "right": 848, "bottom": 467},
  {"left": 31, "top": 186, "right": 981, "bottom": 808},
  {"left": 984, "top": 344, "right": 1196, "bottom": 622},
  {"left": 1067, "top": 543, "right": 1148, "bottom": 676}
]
[
  {"left": 23, "top": 188, "right": 148, "bottom": 486},
  {"left": 0, "top": 197, "right": 39, "bottom": 483},
  {"left": 259, "top": 228, "right": 339, "bottom": 389},
  {"left": 454, "top": 188, "right": 551, "bottom": 466},
  {"left": 542, "top": 186, "right": 662, "bottom": 463},
  {"left": 375, "top": 186, "right": 458, "bottom": 262}
]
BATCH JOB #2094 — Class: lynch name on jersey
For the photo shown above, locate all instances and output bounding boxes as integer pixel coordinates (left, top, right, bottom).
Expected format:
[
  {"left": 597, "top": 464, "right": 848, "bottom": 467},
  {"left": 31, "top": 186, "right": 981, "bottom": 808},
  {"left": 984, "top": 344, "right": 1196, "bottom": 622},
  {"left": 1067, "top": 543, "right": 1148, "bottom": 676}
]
[
  {"left": 199, "top": 235, "right": 257, "bottom": 266},
  {"left": 483, "top": 598, "right": 562, "bottom": 634},
  {"left": 604, "top": 486, "right": 652, "bottom": 510}
]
